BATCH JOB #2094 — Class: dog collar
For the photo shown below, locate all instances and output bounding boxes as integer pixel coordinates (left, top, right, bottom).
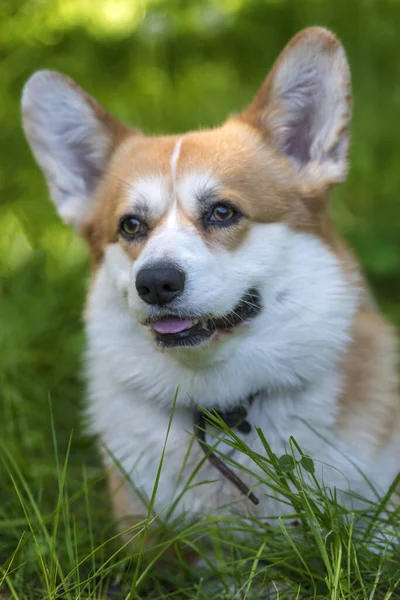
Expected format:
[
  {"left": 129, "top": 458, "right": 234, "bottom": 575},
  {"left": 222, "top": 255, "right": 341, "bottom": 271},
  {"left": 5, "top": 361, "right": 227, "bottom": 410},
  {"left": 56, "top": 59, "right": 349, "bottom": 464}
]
[{"left": 193, "top": 393, "right": 259, "bottom": 505}]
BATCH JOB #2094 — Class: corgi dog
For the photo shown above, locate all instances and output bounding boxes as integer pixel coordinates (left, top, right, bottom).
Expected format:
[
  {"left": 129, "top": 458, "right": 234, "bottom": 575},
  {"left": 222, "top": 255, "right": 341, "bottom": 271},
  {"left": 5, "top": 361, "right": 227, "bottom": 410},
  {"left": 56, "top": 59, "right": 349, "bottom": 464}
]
[{"left": 22, "top": 27, "right": 400, "bottom": 541}]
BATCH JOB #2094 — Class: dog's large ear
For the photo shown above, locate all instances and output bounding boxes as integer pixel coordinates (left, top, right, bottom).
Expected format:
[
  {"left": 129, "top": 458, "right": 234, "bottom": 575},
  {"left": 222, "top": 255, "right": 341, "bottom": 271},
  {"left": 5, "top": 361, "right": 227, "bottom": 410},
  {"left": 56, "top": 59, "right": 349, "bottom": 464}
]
[
  {"left": 22, "top": 71, "right": 130, "bottom": 228},
  {"left": 241, "top": 27, "right": 351, "bottom": 185}
]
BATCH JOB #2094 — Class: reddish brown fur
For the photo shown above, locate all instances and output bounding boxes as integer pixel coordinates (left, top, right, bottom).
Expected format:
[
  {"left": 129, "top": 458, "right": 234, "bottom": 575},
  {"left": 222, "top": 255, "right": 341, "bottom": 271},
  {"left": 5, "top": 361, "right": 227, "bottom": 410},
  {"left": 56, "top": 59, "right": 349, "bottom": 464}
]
[{"left": 337, "top": 311, "right": 400, "bottom": 451}]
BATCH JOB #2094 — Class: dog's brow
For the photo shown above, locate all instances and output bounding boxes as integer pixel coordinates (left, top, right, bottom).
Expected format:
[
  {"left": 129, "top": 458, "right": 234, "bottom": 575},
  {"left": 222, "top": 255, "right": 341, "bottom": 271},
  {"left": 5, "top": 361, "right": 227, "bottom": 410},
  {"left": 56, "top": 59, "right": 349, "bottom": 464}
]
[
  {"left": 131, "top": 176, "right": 168, "bottom": 205},
  {"left": 130, "top": 199, "right": 150, "bottom": 220},
  {"left": 195, "top": 187, "right": 218, "bottom": 204},
  {"left": 123, "top": 175, "right": 169, "bottom": 224}
]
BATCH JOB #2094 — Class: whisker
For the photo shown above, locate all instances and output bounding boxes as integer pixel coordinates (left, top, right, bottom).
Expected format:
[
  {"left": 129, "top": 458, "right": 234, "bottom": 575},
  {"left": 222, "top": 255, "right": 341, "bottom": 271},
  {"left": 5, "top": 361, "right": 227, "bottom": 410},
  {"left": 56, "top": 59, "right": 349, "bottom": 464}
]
[
  {"left": 108, "top": 173, "right": 137, "bottom": 194},
  {"left": 280, "top": 296, "right": 321, "bottom": 319}
]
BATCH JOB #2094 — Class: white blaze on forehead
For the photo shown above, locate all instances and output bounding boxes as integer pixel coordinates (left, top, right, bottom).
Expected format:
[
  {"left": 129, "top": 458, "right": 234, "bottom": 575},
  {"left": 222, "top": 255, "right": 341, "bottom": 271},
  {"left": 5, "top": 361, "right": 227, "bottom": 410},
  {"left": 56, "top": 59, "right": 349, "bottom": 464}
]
[
  {"left": 124, "top": 146, "right": 218, "bottom": 227},
  {"left": 170, "top": 137, "right": 183, "bottom": 194},
  {"left": 165, "top": 137, "right": 183, "bottom": 227}
]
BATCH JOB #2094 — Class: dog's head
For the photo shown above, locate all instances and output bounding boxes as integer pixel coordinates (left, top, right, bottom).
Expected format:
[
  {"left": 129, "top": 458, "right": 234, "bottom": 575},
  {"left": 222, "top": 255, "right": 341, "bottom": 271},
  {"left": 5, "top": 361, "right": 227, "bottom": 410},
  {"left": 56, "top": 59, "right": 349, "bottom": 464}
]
[{"left": 22, "top": 27, "right": 354, "bottom": 354}]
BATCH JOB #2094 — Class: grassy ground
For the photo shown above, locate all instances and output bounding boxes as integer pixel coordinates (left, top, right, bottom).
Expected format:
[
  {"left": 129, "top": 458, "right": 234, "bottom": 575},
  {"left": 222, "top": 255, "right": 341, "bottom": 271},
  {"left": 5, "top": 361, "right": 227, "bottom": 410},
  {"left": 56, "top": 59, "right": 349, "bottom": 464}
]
[{"left": 1, "top": 0, "right": 400, "bottom": 597}]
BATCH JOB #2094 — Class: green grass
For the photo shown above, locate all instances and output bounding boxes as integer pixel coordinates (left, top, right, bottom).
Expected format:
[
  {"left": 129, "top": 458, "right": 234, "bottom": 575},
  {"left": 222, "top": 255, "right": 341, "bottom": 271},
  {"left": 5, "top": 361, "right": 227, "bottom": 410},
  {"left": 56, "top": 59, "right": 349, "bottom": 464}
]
[{"left": 1, "top": 256, "right": 400, "bottom": 598}]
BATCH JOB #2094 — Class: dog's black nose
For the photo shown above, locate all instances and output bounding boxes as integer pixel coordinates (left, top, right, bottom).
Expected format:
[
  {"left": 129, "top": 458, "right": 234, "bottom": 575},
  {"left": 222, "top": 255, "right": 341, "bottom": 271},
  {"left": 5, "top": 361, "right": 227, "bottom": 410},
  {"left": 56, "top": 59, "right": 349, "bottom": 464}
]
[{"left": 135, "top": 264, "right": 185, "bottom": 306}]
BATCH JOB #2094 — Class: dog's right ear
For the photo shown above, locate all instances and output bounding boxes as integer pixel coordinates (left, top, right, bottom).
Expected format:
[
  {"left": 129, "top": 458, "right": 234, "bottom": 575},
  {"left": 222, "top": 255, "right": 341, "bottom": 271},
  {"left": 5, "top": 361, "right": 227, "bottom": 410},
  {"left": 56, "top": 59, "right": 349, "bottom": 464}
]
[
  {"left": 241, "top": 27, "right": 351, "bottom": 188},
  {"left": 22, "top": 71, "right": 131, "bottom": 229}
]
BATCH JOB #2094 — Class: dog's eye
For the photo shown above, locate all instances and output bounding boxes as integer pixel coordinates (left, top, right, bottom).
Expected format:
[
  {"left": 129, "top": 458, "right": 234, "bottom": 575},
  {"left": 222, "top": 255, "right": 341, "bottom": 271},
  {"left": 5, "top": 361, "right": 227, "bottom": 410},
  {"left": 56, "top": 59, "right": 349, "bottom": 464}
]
[
  {"left": 208, "top": 203, "right": 239, "bottom": 224},
  {"left": 119, "top": 216, "right": 145, "bottom": 238}
]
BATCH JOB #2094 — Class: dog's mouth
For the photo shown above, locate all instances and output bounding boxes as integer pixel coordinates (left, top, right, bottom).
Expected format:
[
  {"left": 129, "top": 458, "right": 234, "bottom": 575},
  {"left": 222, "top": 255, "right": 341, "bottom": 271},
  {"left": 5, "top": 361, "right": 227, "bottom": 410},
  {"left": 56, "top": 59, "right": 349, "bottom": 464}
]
[{"left": 147, "top": 288, "right": 262, "bottom": 348}]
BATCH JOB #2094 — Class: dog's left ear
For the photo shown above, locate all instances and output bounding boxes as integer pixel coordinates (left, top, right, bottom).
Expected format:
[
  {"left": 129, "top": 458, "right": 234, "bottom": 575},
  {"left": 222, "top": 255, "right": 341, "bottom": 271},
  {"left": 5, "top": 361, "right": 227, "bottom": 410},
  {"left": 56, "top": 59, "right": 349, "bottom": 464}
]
[{"left": 241, "top": 27, "right": 351, "bottom": 185}]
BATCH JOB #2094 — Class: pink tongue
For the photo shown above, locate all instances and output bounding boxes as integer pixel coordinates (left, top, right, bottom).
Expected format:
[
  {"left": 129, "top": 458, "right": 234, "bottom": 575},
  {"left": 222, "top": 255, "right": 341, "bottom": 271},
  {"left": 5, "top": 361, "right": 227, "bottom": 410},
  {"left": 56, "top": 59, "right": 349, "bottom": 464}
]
[{"left": 152, "top": 318, "right": 194, "bottom": 334}]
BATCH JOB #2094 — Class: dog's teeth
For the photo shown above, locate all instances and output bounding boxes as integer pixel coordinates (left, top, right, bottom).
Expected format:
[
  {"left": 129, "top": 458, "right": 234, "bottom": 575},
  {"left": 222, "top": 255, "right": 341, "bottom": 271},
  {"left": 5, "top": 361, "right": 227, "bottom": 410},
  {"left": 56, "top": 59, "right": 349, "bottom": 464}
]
[{"left": 192, "top": 319, "right": 199, "bottom": 325}]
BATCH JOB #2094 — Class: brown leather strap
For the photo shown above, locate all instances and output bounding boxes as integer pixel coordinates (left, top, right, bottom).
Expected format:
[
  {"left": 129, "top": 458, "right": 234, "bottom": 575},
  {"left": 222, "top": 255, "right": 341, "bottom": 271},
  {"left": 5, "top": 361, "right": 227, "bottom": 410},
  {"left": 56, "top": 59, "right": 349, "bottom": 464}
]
[{"left": 193, "top": 409, "right": 259, "bottom": 505}]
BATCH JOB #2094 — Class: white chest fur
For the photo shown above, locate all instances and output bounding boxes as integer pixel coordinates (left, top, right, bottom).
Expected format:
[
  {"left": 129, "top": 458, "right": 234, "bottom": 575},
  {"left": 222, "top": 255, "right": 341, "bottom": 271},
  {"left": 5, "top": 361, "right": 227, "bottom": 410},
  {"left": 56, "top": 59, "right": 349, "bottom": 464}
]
[{"left": 86, "top": 351, "right": 395, "bottom": 522}]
